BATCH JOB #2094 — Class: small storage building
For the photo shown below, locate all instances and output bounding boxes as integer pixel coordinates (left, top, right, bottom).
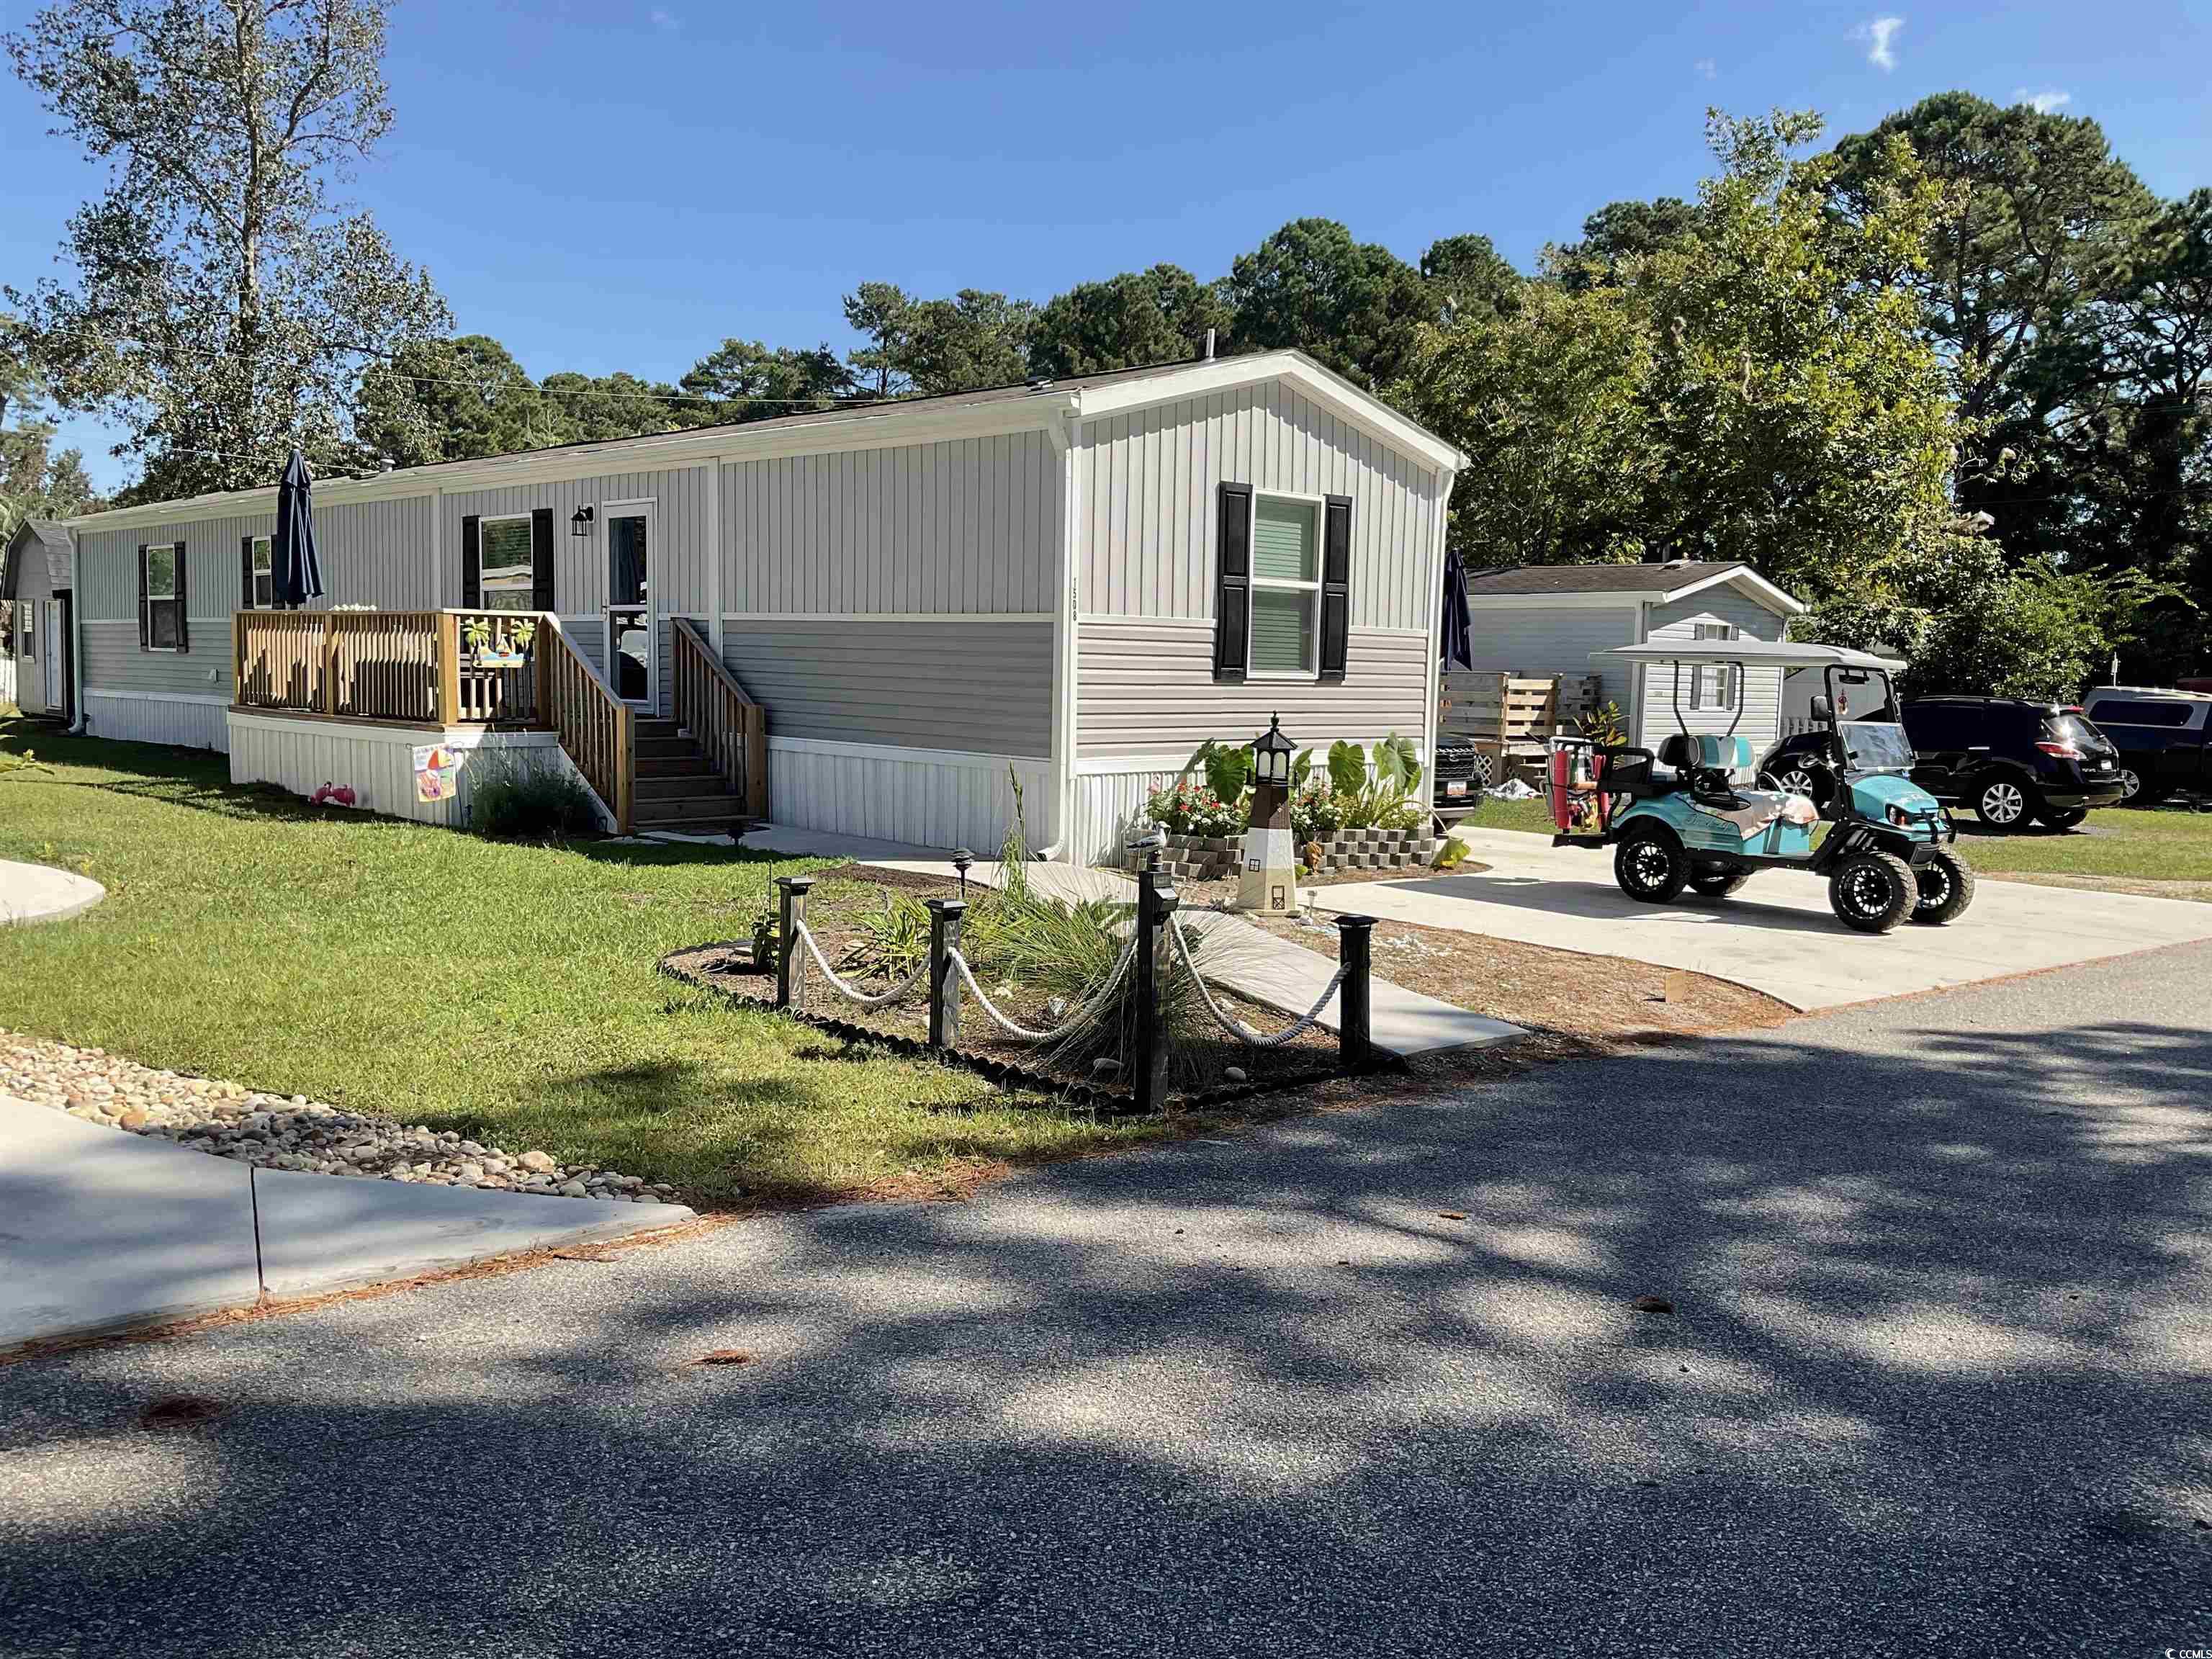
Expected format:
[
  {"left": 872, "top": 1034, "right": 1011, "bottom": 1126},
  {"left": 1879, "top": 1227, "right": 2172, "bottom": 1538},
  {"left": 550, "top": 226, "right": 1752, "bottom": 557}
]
[
  {"left": 1447, "top": 561, "right": 1806, "bottom": 758},
  {"left": 3, "top": 519, "right": 75, "bottom": 722}
]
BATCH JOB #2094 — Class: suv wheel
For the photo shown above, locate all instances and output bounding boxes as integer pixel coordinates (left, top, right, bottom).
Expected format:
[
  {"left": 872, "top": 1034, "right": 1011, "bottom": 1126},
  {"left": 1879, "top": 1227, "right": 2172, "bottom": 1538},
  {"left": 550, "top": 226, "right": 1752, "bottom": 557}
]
[
  {"left": 2118, "top": 768, "right": 2141, "bottom": 802},
  {"left": 1775, "top": 764, "right": 1829, "bottom": 806},
  {"left": 1974, "top": 778, "right": 2036, "bottom": 830}
]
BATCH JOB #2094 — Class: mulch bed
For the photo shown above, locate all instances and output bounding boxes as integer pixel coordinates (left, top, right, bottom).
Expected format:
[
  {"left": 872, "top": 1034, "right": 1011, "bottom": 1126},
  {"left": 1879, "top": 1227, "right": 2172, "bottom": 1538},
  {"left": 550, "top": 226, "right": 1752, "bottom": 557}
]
[{"left": 663, "top": 868, "right": 1338, "bottom": 1108}]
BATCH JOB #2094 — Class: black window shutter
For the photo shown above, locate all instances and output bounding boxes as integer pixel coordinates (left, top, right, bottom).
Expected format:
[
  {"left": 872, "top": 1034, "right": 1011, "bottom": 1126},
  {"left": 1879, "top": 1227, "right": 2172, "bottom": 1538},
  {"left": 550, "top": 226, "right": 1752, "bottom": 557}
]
[
  {"left": 174, "top": 539, "right": 190, "bottom": 653},
  {"left": 137, "top": 544, "right": 150, "bottom": 649},
  {"left": 1318, "top": 495, "right": 1352, "bottom": 683},
  {"left": 530, "top": 507, "right": 554, "bottom": 612},
  {"left": 461, "top": 515, "right": 482, "bottom": 608},
  {"left": 240, "top": 535, "right": 255, "bottom": 608},
  {"left": 1213, "top": 482, "right": 1252, "bottom": 683}
]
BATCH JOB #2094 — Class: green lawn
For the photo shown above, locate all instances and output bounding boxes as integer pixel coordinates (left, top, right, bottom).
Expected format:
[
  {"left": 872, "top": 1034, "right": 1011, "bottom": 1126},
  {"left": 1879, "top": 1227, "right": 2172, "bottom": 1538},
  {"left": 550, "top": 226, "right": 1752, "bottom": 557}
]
[
  {"left": 1457, "top": 786, "right": 2212, "bottom": 886},
  {"left": 0, "top": 719, "right": 1168, "bottom": 1207}
]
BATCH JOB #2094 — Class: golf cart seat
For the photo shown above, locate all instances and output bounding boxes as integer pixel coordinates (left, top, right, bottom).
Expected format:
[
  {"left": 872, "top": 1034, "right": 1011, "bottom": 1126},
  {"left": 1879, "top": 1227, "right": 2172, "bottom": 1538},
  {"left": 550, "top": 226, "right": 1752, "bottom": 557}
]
[{"left": 1659, "top": 734, "right": 1818, "bottom": 838}]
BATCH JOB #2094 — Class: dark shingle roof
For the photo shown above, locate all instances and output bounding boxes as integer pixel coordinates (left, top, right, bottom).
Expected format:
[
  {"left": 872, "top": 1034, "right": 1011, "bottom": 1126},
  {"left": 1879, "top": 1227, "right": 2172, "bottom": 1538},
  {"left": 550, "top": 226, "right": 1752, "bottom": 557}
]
[
  {"left": 1466, "top": 561, "right": 1750, "bottom": 596},
  {"left": 2, "top": 520, "right": 71, "bottom": 598}
]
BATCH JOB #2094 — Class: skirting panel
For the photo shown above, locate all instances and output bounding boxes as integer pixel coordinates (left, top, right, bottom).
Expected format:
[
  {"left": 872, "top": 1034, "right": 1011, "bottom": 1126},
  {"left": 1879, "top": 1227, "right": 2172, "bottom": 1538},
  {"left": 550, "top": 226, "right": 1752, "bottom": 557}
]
[
  {"left": 766, "top": 740, "right": 1052, "bottom": 854},
  {"left": 225, "top": 714, "right": 601, "bottom": 831},
  {"left": 1070, "top": 764, "right": 1189, "bottom": 868},
  {"left": 84, "top": 692, "right": 230, "bottom": 752}
]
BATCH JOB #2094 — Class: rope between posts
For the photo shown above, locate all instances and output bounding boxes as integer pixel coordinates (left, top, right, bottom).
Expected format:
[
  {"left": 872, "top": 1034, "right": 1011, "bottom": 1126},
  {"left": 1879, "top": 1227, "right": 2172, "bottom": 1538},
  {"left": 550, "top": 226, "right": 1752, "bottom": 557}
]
[
  {"left": 791, "top": 922, "right": 929, "bottom": 1009},
  {"left": 1169, "top": 913, "right": 1346, "bottom": 1048},
  {"left": 945, "top": 930, "right": 1140, "bottom": 1045}
]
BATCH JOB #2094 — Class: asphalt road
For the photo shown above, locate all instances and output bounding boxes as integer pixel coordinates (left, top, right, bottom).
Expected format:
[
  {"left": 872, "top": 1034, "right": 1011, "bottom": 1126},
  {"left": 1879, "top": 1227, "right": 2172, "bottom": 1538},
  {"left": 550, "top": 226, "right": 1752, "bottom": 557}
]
[{"left": 4, "top": 941, "right": 2209, "bottom": 1657}]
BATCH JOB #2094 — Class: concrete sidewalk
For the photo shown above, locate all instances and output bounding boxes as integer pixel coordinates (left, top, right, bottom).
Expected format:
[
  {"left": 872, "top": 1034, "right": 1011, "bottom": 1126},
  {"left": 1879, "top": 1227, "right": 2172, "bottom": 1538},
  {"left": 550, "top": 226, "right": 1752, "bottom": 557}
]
[
  {"left": 0, "top": 859, "right": 104, "bottom": 927},
  {"left": 1308, "top": 827, "right": 2212, "bottom": 1011},
  {"left": 0, "top": 1097, "right": 694, "bottom": 1351},
  {"left": 868, "top": 859, "right": 1523, "bottom": 1058}
]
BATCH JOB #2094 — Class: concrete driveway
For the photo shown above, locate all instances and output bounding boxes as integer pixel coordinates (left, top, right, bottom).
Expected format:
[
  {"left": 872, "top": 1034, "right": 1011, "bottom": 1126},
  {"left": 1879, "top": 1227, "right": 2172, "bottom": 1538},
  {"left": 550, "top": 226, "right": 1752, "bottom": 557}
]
[{"left": 1305, "top": 828, "right": 2212, "bottom": 1011}]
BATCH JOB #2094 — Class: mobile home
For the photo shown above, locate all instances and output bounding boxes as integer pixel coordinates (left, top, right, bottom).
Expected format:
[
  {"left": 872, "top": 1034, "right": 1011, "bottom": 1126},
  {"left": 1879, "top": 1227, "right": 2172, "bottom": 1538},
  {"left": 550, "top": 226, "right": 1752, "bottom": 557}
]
[{"left": 55, "top": 351, "right": 1464, "bottom": 861}]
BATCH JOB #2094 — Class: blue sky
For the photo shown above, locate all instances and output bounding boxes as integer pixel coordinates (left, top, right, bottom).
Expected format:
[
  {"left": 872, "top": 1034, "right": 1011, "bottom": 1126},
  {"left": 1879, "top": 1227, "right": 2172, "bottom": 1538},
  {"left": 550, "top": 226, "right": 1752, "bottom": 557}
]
[{"left": 5, "top": 0, "right": 2208, "bottom": 493}]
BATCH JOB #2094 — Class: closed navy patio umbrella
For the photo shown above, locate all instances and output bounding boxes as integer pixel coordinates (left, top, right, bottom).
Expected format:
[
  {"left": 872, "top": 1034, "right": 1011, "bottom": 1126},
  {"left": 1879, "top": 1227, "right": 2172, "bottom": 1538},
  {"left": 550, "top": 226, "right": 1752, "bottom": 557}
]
[
  {"left": 1440, "top": 552, "right": 1474, "bottom": 670},
  {"left": 273, "top": 448, "right": 325, "bottom": 608}
]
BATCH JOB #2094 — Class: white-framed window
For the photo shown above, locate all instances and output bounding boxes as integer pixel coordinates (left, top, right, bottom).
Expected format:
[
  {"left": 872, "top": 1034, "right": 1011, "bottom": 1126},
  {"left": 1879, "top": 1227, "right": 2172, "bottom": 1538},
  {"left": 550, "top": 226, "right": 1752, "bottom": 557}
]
[
  {"left": 1247, "top": 492, "right": 1321, "bottom": 678},
  {"left": 479, "top": 513, "right": 536, "bottom": 611},
  {"left": 248, "top": 536, "right": 274, "bottom": 609},
  {"left": 145, "top": 543, "right": 182, "bottom": 650},
  {"left": 1689, "top": 621, "right": 1737, "bottom": 710},
  {"left": 17, "top": 600, "right": 34, "bottom": 660}
]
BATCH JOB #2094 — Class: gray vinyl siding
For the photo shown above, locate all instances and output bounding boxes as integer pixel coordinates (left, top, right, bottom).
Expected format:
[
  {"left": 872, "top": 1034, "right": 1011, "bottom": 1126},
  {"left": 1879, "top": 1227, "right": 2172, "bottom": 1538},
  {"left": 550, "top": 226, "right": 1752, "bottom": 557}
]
[
  {"left": 1076, "top": 380, "right": 1441, "bottom": 632},
  {"left": 74, "top": 501, "right": 436, "bottom": 623},
  {"left": 1445, "top": 604, "right": 1637, "bottom": 716},
  {"left": 722, "top": 619, "right": 1052, "bottom": 755},
  {"left": 441, "top": 466, "right": 711, "bottom": 618},
  {"left": 1078, "top": 621, "right": 1430, "bottom": 757},
  {"left": 81, "top": 621, "right": 233, "bottom": 696},
  {"left": 719, "top": 431, "right": 1059, "bottom": 615},
  {"left": 1635, "top": 585, "right": 1792, "bottom": 755}
]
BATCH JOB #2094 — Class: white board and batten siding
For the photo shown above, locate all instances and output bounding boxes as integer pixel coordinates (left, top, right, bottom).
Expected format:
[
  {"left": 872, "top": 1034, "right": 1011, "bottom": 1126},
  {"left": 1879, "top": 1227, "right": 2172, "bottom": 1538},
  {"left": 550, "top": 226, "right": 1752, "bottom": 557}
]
[
  {"left": 1069, "top": 381, "right": 1447, "bottom": 865},
  {"left": 1633, "top": 588, "right": 1791, "bottom": 757}
]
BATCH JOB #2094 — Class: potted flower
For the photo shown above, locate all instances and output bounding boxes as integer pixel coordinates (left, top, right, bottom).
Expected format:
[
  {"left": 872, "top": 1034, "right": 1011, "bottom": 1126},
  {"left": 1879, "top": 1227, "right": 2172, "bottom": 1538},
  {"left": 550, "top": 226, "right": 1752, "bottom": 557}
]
[{"left": 462, "top": 614, "right": 536, "bottom": 669}]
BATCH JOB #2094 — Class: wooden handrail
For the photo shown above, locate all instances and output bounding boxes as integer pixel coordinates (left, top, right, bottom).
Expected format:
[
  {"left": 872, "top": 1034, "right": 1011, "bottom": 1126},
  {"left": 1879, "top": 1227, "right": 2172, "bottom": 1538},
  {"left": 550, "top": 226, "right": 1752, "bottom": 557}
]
[
  {"left": 670, "top": 616, "right": 768, "bottom": 820},
  {"left": 235, "top": 608, "right": 541, "bottom": 728},
  {"left": 536, "top": 615, "right": 634, "bottom": 833}
]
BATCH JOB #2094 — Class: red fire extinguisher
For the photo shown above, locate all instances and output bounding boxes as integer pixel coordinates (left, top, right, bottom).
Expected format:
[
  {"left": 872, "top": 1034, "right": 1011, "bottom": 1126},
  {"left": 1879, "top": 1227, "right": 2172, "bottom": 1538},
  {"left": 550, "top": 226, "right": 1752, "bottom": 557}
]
[{"left": 1549, "top": 745, "right": 1573, "bottom": 834}]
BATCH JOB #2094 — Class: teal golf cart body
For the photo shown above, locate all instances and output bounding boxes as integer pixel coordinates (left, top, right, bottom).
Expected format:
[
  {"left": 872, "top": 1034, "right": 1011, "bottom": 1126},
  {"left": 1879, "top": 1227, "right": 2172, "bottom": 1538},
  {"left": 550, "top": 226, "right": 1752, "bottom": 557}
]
[{"left": 1563, "top": 641, "right": 1974, "bottom": 934}]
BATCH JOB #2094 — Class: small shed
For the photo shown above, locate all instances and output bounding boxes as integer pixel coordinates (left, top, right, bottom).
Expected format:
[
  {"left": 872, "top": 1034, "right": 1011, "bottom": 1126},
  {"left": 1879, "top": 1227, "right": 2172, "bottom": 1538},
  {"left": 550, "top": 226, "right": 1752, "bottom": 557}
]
[
  {"left": 1447, "top": 560, "right": 1806, "bottom": 760},
  {"left": 3, "top": 519, "right": 74, "bottom": 721}
]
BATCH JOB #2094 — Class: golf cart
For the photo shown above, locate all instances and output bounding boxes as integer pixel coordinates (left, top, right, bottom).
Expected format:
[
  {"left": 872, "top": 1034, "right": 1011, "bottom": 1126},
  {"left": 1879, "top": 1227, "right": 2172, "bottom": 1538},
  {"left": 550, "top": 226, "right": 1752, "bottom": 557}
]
[{"left": 1553, "top": 641, "right": 1974, "bottom": 934}]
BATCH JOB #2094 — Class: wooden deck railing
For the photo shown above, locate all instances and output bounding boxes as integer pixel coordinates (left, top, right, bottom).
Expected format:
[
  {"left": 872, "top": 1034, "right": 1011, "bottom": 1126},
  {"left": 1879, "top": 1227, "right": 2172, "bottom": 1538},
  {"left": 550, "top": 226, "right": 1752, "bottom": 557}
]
[
  {"left": 670, "top": 617, "right": 768, "bottom": 819},
  {"left": 535, "top": 616, "right": 634, "bottom": 833},
  {"left": 234, "top": 608, "right": 543, "bottom": 727}
]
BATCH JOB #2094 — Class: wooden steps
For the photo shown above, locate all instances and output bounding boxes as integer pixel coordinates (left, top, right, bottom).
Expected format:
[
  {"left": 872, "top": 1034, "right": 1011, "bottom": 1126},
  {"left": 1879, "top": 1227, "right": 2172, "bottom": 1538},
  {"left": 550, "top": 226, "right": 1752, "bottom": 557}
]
[{"left": 629, "top": 717, "right": 752, "bottom": 833}]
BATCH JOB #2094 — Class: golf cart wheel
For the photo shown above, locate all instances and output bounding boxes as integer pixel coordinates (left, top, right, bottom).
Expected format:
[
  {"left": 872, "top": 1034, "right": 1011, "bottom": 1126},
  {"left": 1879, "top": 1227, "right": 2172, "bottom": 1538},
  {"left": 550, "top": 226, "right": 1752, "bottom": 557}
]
[
  {"left": 2118, "top": 768, "right": 2142, "bottom": 802},
  {"left": 2036, "top": 806, "right": 2087, "bottom": 830},
  {"left": 1828, "top": 850, "right": 1915, "bottom": 934},
  {"left": 1689, "top": 867, "right": 1750, "bottom": 898},
  {"left": 1614, "top": 826, "right": 1689, "bottom": 904},
  {"left": 1973, "top": 778, "right": 2036, "bottom": 830},
  {"left": 1908, "top": 848, "right": 1976, "bottom": 926}
]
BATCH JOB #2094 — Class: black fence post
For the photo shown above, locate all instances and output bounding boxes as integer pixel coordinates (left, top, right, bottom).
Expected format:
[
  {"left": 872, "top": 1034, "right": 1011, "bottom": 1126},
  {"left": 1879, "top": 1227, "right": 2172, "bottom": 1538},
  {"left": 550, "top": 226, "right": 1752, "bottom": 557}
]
[
  {"left": 775, "top": 874, "right": 813, "bottom": 1012},
  {"left": 1336, "top": 914, "right": 1375, "bottom": 1075},
  {"left": 926, "top": 897, "right": 965, "bottom": 1051},
  {"left": 1131, "top": 866, "right": 1178, "bottom": 1112}
]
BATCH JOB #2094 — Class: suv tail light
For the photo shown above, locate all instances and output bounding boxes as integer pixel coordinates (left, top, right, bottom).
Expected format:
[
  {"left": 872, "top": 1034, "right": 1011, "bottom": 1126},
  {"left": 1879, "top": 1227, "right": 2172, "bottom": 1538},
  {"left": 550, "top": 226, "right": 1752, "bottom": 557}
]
[{"left": 2036, "top": 740, "right": 2082, "bottom": 760}]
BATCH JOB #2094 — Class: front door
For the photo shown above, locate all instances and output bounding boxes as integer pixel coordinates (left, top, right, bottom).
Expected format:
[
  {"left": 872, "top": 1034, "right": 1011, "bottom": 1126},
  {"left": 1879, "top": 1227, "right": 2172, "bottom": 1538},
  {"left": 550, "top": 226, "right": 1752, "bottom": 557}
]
[{"left": 603, "top": 503, "right": 655, "bottom": 709}]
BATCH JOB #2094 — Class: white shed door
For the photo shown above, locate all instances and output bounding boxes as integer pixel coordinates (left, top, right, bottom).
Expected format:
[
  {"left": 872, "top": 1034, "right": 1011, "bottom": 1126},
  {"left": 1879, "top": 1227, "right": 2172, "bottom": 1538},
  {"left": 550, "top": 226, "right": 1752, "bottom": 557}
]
[{"left": 42, "top": 603, "right": 66, "bottom": 710}]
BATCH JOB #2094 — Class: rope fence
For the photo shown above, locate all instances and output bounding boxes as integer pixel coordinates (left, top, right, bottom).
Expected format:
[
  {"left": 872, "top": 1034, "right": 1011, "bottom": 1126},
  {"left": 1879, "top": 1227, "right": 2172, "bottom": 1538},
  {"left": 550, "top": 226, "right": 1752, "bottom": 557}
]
[{"left": 769, "top": 870, "right": 1382, "bottom": 1111}]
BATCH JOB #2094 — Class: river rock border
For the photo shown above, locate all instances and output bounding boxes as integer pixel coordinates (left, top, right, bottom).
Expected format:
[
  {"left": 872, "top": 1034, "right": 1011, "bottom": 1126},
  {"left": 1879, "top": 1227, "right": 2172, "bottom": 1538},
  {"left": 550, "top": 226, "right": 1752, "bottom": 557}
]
[{"left": 1, "top": 1030, "right": 673, "bottom": 1203}]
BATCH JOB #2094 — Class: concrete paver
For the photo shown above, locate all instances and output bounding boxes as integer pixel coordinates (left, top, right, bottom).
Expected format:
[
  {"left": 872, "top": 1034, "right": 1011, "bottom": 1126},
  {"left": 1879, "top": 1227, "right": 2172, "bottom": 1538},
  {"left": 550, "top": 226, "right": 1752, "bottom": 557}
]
[
  {"left": 0, "top": 858, "right": 105, "bottom": 927},
  {"left": 1308, "top": 827, "right": 2212, "bottom": 1010},
  {"left": 0, "top": 1094, "right": 695, "bottom": 1351}
]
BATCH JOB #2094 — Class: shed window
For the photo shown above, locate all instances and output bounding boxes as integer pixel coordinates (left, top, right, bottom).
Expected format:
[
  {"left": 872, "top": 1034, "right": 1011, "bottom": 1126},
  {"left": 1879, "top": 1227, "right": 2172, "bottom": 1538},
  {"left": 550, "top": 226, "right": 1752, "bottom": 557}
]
[
  {"left": 17, "top": 600, "right": 33, "bottom": 660},
  {"left": 1248, "top": 494, "right": 1320, "bottom": 678},
  {"left": 479, "top": 514, "right": 536, "bottom": 611},
  {"left": 1688, "top": 621, "right": 1737, "bottom": 711},
  {"left": 248, "top": 536, "right": 274, "bottom": 609},
  {"left": 145, "top": 544, "right": 182, "bottom": 649}
]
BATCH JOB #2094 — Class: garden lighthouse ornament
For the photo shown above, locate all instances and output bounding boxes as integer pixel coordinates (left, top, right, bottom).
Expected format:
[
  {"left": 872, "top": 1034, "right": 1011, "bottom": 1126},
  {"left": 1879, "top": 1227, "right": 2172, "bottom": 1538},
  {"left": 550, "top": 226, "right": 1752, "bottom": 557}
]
[{"left": 1238, "top": 715, "right": 1298, "bottom": 915}]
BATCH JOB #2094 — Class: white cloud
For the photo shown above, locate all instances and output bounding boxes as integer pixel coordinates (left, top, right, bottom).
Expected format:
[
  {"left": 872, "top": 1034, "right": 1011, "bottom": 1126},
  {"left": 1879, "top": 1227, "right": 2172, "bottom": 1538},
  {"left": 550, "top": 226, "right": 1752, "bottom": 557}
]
[
  {"left": 1855, "top": 15, "right": 1904, "bottom": 71},
  {"left": 649, "top": 6, "right": 680, "bottom": 30},
  {"left": 2013, "top": 86, "right": 2072, "bottom": 113},
  {"left": 1694, "top": 58, "right": 1718, "bottom": 81}
]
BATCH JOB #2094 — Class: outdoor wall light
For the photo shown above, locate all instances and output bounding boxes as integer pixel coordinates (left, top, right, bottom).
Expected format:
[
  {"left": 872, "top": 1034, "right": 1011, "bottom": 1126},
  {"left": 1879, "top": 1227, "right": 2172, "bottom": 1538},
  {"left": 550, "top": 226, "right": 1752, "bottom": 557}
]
[{"left": 570, "top": 505, "right": 595, "bottom": 537}]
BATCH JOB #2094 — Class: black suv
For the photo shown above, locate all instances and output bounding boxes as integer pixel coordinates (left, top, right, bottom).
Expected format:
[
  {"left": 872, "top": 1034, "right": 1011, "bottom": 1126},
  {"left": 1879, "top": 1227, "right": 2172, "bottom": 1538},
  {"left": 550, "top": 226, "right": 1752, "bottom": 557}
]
[{"left": 1899, "top": 697, "right": 2126, "bottom": 830}]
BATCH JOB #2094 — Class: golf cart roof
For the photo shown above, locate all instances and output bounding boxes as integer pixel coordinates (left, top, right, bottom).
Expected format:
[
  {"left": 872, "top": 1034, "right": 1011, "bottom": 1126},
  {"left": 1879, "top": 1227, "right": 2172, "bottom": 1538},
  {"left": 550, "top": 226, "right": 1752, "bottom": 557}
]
[{"left": 1594, "top": 639, "right": 1906, "bottom": 672}]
